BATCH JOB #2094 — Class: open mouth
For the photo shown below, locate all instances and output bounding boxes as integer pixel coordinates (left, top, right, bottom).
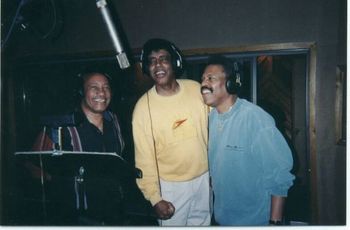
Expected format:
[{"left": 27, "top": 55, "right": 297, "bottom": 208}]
[
  {"left": 154, "top": 70, "right": 166, "bottom": 77},
  {"left": 201, "top": 86, "right": 213, "bottom": 95},
  {"left": 93, "top": 98, "right": 106, "bottom": 103}
]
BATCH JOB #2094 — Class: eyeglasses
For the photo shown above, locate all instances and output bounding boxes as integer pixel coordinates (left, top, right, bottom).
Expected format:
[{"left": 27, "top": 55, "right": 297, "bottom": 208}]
[{"left": 148, "top": 55, "right": 171, "bottom": 66}]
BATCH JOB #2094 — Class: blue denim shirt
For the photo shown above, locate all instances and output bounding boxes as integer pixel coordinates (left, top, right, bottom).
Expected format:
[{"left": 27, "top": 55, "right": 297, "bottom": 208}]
[{"left": 208, "top": 98, "right": 295, "bottom": 226}]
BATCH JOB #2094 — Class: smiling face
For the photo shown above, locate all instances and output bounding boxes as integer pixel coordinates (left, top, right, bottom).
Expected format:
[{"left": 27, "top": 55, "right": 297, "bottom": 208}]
[
  {"left": 147, "top": 49, "right": 176, "bottom": 87},
  {"left": 201, "top": 64, "right": 234, "bottom": 112},
  {"left": 81, "top": 73, "right": 111, "bottom": 115}
]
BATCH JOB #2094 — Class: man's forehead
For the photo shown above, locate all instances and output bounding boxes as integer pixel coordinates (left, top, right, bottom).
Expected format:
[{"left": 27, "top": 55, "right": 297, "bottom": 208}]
[
  {"left": 204, "top": 64, "right": 225, "bottom": 73},
  {"left": 85, "top": 74, "right": 110, "bottom": 85},
  {"left": 148, "top": 49, "right": 170, "bottom": 57}
]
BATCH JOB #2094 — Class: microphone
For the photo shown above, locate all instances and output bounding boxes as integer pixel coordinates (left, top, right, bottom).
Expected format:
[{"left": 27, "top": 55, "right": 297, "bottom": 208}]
[{"left": 96, "top": 0, "right": 130, "bottom": 69}]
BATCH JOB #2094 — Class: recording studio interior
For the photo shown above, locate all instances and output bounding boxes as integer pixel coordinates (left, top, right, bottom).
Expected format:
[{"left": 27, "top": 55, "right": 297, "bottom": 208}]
[{"left": 0, "top": 0, "right": 347, "bottom": 226}]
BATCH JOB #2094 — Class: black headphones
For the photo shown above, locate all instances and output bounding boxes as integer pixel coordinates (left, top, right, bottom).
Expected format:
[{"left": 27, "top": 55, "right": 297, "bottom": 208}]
[
  {"left": 225, "top": 61, "right": 242, "bottom": 95},
  {"left": 140, "top": 38, "right": 183, "bottom": 76},
  {"left": 77, "top": 72, "right": 112, "bottom": 97},
  {"left": 206, "top": 55, "right": 242, "bottom": 95}
]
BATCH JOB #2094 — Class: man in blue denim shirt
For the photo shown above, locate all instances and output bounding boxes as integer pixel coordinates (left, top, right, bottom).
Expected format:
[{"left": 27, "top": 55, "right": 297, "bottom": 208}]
[{"left": 200, "top": 55, "right": 294, "bottom": 226}]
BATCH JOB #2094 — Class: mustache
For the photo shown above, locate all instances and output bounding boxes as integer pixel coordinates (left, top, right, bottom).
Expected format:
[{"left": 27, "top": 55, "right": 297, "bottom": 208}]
[{"left": 200, "top": 86, "right": 213, "bottom": 94}]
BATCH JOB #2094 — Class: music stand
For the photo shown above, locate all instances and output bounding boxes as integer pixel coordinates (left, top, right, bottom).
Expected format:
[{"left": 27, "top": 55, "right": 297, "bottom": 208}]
[{"left": 15, "top": 150, "right": 140, "bottom": 225}]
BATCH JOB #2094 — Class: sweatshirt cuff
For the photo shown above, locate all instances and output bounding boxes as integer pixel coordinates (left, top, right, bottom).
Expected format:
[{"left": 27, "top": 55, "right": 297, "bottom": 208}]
[{"left": 271, "top": 185, "right": 290, "bottom": 197}]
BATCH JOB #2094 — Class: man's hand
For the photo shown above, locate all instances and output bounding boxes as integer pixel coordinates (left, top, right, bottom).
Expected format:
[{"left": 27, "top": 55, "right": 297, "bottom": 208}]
[{"left": 154, "top": 200, "right": 175, "bottom": 220}]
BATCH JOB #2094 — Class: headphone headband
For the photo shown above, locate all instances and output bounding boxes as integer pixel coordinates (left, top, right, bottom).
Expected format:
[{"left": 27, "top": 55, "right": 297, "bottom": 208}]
[
  {"left": 140, "top": 38, "right": 183, "bottom": 76},
  {"left": 77, "top": 71, "right": 112, "bottom": 97},
  {"left": 206, "top": 55, "right": 242, "bottom": 94}
]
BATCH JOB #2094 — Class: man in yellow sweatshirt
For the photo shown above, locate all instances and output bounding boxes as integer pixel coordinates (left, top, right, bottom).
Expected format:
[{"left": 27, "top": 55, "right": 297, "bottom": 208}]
[{"left": 132, "top": 38, "right": 210, "bottom": 226}]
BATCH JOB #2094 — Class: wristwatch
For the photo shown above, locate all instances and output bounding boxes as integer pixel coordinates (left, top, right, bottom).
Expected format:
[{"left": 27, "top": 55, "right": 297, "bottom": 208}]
[{"left": 269, "top": 220, "right": 283, "bottom": 225}]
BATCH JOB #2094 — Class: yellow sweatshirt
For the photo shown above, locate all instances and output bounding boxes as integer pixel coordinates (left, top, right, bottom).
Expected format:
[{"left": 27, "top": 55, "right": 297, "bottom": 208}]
[{"left": 132, "top": 79, "right": 209, "bottom": 206}]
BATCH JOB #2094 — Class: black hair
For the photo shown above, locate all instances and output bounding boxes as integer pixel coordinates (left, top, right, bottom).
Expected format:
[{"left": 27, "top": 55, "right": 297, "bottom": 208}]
[
  {"left": 206, "top": 55, "right": 242, "bottom": 94},
  {"left": 140, "top": 38, "right": 183, "bottom": 76},
  {"left": 206, "top": 55, "right": 234, "bottom": 79}
]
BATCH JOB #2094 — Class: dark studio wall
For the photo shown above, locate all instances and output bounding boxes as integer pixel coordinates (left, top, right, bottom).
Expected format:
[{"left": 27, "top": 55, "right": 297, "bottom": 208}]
[{"left": 1, "top": 0, "right": 346, "bottom": 225}]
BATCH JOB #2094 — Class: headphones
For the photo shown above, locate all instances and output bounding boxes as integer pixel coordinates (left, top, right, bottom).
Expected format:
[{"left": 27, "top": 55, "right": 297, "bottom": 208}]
[
  {"left": 77, "top": 72, "right": 112, "bottom": 97},
  {"left": 225, "top": 61, "right": 242, "bottom": 95},
  {"left": 140, "top": 38, "right": 183, "bottom": 76}
]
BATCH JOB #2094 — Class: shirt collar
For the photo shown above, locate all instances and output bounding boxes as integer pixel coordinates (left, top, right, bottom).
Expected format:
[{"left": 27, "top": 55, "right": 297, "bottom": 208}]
[{"left": 215, "top": 97, "right": 243, "bottom": 120}]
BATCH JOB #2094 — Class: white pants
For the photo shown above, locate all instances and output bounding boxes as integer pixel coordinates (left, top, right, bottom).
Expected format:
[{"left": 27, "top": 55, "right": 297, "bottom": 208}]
[{"left": 159, "top": 171, "right": 211, "bottom": 226}]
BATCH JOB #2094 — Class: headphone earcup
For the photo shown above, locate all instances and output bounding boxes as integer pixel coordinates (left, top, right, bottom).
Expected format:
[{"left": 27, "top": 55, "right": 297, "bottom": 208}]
[
  {"left": 226, "top": 77, "right": 237, "bottom": 94},
  {"left": 226, "top": 61, "right": 242, "bottom": 94},
  {"left": 226, "top": 75, "right": 241, "bottom": 95},
  {"left": 172, "top": 57, "right": 182, "bottom": 76},
  {"left": 77, "top": 76, "right": 84, "bottom": 97},
  {"left": 171, "top": 46, "right": 183, "bottom": 76},
  {"left": 78, "top": 88, "right": 84, "bottom": 97},
  {"left": 141, "top": 61, "right": 150, "bottom": 76},
  {"left": 140, "top": 49, "right": 150, "bottom": 76}
]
